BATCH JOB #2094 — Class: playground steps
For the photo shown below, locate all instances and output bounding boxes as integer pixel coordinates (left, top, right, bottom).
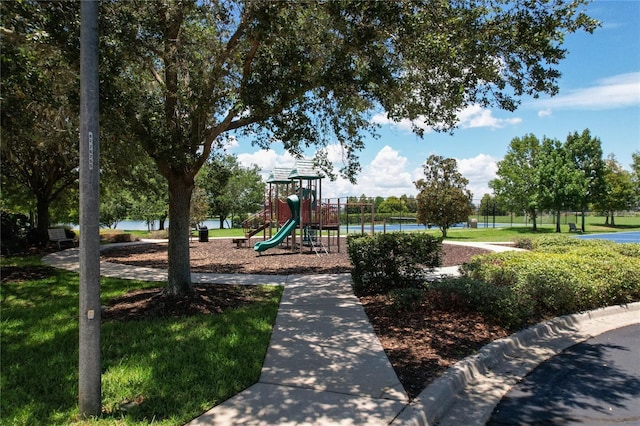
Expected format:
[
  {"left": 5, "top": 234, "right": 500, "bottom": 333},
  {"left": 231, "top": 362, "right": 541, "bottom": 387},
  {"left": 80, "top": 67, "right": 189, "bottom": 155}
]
[{"left": 245, "top": 221, "right": 271, "bottom": 239}]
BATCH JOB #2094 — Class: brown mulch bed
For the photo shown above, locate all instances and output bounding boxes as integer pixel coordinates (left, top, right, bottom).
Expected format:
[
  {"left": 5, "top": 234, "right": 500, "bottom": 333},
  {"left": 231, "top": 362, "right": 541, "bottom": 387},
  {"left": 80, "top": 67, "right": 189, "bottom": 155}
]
[
  {"left": 102, "top": 285, "right": 276, "bottom": 322},
  {"left": 99, "top": 238, "right": 507, "bottom": 398},
  {"left": 100, "top": 237, "right": 488, "bottom": 274}
]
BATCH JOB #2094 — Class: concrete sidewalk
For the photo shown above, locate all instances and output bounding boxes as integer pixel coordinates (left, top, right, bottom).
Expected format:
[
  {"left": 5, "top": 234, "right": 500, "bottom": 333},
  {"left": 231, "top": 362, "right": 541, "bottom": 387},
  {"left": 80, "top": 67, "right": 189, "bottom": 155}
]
[
  {"left": 42, "top": 242, "right": 639, "bottom": 425},
  {"left": 188, "top": 274, "right": 408, "bottom": 425}
]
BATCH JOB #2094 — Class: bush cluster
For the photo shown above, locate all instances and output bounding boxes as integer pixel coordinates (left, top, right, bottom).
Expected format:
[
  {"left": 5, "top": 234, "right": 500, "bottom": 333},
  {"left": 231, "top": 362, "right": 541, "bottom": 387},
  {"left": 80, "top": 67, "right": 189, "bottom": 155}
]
[
  {"left": 459, "top": 236, "right": 640, "bottom": 326},
  {"left": 347, "top": 233, "right": 442, "bottom": 296},
  {"left": 426, "top": 278, "right": 534, "bottom": 330},
  {"left": 0, "top": 211, "right": 37, "bottom": 255},
  {"left": 100, "top": 232, "right": 137, "bottom": 243},
  {"left": 387, "top": 287, "right": 424, "bottom": 313}
]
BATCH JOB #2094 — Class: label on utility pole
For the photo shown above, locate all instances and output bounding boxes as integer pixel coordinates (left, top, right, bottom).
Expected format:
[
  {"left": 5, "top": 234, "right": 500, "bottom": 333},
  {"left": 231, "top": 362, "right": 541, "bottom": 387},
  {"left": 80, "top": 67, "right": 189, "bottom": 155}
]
[{"left": 88, "top": 132, "right": 94, "bottom": 170}]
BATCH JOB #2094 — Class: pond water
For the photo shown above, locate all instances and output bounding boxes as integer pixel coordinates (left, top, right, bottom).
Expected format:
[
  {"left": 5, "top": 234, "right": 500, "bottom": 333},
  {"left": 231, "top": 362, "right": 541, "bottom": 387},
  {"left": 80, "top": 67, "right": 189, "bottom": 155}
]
[
  {"left": 62, "top": 219, "right": 224, "bottom": 231},
  {"left": 63, "top": 219, "right": 526, "bottom": 232},
  {"left": 341, "top": 221, "right": 533, "bottom": 234}
]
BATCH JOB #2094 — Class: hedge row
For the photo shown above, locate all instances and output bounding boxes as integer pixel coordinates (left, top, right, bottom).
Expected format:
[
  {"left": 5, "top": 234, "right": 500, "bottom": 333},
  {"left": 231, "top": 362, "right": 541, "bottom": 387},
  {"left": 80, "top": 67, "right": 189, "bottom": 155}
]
[
  {"left": 458, "top": 236, "right": 640, "bottom": 326},
  {"left": 347, "top": 233, "right": 442, "bottom": 296}
]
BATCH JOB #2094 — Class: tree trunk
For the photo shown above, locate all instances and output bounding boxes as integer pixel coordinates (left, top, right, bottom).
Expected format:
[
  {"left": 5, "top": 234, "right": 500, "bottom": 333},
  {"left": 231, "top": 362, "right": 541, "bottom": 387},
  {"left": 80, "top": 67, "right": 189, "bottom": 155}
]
[
  {"left": 611, "top": 211, "right": 616, "bottom": 226},
  {"left": 219, "top": 215, "right": 227, "bottom": 229},
  {"left": 581, "top": 209, "right": 586, "bottom": 232},
  {"left": 605, "top": 213, "right": 609, "bottom": 225},
  {"left": 555, "top": 210, "right": 561, "bottom": 233},
  {"left": 530, "top": 209, "right": 538, "bottom": 232},
  {"left": 36, "top": 195, "right": 51, "bottom": 246},
  {"left": 159, "top": 212, "right": 167, "bottom": 231},
  {"left": 165, "top": 172, "right": 194, "bottom": 296}
]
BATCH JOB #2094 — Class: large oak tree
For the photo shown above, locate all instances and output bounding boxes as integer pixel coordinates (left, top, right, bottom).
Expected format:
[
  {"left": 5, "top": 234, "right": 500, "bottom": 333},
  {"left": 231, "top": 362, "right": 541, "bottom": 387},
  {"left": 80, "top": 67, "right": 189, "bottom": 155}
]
[{"left": 99, "top": 0, "right": 596, "bottom": 296}]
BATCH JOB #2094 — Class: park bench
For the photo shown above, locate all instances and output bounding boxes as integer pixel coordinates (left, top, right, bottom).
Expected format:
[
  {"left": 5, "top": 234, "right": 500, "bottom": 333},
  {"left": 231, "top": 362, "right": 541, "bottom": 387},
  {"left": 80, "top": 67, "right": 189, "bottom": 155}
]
[
  {"left": 568, "top": 223, "right": 582, "bottom": 233},
  {"left": 48, "top": 228, "right": 77, "bottom": 249}
]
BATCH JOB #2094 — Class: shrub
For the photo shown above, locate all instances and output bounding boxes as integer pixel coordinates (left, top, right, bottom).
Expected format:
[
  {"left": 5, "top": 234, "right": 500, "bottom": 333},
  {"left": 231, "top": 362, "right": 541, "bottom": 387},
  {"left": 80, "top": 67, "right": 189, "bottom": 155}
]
[
  {"left": 460, "top": 237, "right": 640, "bottom": 318},
  {"left": 148, "top": 229, "right": 169, "bottom": 239},
  {"left": 347, "top": 233, "right": 441, "bottom": 296},
  {"left": 529, "top": 234, "right": 583, "bottom": 251},
  {"left": 617, "top": 243, "right": 640, "bottom": 258},
  {"left": 426, "top": 278, "right": 534, "bottom": 330},
  {"left": 100, "top": 232, "right": 137, "bottom": 243},
  {"left": 387, "top": 287, "right": 424, "bottom": 313},
  {"left": 0, "top": 211, "right": 37, "bottom": 255},
  {"left": 512, "top": 237, "right": 533, "bottom": 250},
  {"left": 460, "top": 251, "right": 527, "bottom": 287}
]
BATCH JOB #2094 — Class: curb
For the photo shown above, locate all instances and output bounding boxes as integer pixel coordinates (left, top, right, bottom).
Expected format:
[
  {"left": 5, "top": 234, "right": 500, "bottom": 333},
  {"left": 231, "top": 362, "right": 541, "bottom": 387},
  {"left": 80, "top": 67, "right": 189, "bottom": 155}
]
[{"left": 392, "top": 302, "right": 640, "bottom": 426}]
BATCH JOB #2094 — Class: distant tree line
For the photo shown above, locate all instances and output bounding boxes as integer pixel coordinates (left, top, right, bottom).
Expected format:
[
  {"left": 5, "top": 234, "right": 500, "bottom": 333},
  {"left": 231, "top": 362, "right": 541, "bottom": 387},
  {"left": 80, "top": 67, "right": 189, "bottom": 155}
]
[{"left": 490, "top": 129, "right": 639, "bottom": 232}]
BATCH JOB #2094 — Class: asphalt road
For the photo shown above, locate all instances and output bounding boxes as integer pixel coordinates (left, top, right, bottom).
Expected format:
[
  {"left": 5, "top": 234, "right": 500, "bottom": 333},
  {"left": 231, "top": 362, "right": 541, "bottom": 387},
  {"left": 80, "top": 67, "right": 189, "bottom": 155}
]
[{"left": 487, "top": 323, "right": 640, "bottom": 425}]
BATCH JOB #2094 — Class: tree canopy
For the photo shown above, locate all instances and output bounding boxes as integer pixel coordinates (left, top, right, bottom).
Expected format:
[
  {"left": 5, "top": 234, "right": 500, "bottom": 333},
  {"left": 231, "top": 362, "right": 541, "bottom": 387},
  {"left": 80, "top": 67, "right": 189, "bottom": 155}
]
[
  {"left": 415, "top": 155, "right": 473, "bottom": 237},
  {"left": 593, "top": 154, "right": 637, "bottom": 225},
  {"left": 631, "top": 151, "right": 640, "bottom": 207},
  {"left": 489, "top": 134, "right": 541, "bottom": 230},
  {"left": 3, "top": 0, "right": 598, "bottom": 295},
  {"left": 197, "top": 155, "right": 264, "bottom": 228},
  {"left": 0, "top": 1, "right": 81, "bottom": 242},
  {"left": 490, "top": 130, "right": 608, "bottom": 232},
  {"left": 564, "top": 129, "right": 605, "bottom": 231},
  {"left": 536, "top": 137, "right": 584, "bottom": 233}
]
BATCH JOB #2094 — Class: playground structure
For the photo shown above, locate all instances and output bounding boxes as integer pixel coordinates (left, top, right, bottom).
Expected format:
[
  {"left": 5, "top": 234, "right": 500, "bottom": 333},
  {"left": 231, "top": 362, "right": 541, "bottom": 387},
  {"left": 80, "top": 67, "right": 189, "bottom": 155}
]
[{"left": 243, "top": 160, "right": 342, "bottom": 254}]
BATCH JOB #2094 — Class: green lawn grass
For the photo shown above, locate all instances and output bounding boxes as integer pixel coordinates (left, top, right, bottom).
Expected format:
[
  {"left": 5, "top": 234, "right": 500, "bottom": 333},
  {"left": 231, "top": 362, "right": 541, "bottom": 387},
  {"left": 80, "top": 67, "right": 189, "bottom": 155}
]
[
  {"left": 122, "top": 228, "right": 245, "bottom": 239},
  {"left": 1, "top": 256, "right": 282, "bottom": 425},
  {"left": 428, "top": 224, "right": 639, "bottom": 242},
  {"left": 419, "top": 215, "right": 639, "bottom": 242},
  {"left": 116, "top": 214, "right": 638, "bottom": 242}
]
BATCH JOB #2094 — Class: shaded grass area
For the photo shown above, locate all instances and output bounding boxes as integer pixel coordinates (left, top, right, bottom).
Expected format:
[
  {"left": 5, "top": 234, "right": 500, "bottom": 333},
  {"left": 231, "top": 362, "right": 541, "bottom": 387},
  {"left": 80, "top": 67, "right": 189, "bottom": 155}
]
[{"left": 1, "top": 256, "right": 282, "bottom": 425}]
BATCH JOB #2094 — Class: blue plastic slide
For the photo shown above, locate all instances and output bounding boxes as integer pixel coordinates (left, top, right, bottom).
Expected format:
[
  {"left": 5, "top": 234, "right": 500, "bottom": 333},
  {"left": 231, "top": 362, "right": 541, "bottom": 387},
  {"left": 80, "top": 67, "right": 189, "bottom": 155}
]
[{"left": 253, "top": 194, "right": 300, "bottom": 253}]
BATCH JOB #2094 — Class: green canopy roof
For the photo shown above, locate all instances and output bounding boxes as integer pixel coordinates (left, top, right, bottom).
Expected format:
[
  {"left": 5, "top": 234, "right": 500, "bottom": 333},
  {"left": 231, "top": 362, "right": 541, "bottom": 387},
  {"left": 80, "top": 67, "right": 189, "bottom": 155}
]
[
  {"left": 266, "top": 167, "right": 294, "bottom": 184},
  {"left": 288, "top": 160, "right": 324, "bottom": 180}
]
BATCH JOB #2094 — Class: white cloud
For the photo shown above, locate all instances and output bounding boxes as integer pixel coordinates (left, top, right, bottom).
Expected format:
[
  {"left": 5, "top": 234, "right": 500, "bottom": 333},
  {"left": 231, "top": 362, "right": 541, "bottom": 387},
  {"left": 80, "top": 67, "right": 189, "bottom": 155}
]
[
  {"left": 457, "top": 105, "right": 522, "bottom": 129},
  {"left": 370, "top": 104, "right": 521, "bottom": 133},
  {"left": 237, "top": 149, "right": 296, "bottom": 181},
  {"left": 237, "top": 146, "right": 498, "bottom": 203},
  {"left": 534, "top": 72, "right": 640, "bottom": 112},
  {"left": 538, "top": 108, "right": 552, "bottom": 118},
  {"left": 333, "top": 150, "right": 498, "bottom": 201},
  {"left": 370, "top": 112, "right": 420, "bottom": 133},
  {"left": 320, "top": 143, "right": 350, "bottom": 164},
  {"left": 456, "top": 154, "right": 498, "bottom": 200},
  {"left": 319, "top": 146, "right": 417, "bottom": 198},
  {"left": 221, "top": 135, "right": 239, "bottom": 150}
]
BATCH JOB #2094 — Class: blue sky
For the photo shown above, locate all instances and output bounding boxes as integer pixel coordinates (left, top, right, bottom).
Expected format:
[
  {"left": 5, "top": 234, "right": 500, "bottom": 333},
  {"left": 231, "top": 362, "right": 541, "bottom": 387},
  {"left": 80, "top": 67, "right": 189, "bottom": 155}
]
[{"left": 231, "top": 1, "right": 640, "bottom": 202}]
